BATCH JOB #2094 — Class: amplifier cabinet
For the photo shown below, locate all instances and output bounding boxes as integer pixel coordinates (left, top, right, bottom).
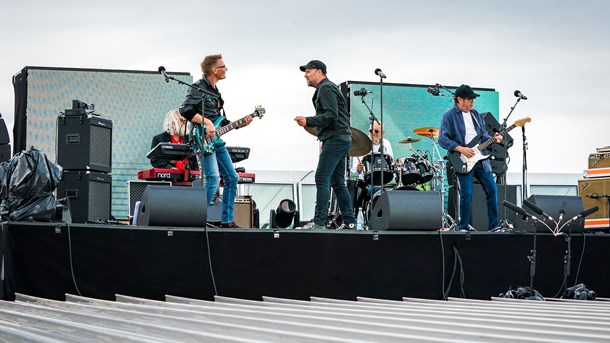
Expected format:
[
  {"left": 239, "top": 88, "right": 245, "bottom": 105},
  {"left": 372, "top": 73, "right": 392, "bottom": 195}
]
[
  {"left": 57, "top": 114, "right": 112, "bottom": 172},
  {"left": 234, "top": 195, "right": 254, "bottom": 228},
  {"left": 57, "top": 171, "right": 112, "bottom": 223},
  {"left": 578, "top": 177, "right": 610, "bottom": 228}
]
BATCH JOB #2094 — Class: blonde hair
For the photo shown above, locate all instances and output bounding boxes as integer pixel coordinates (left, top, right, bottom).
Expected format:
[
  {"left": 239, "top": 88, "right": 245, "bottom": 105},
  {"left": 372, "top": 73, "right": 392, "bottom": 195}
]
[{"left": 164, "top": 109, "right": 189, "bottom": 137}]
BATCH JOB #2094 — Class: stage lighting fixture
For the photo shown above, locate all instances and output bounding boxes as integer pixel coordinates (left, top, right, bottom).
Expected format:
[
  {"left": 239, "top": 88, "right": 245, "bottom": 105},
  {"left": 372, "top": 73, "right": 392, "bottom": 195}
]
[{"left": 270, "top": 199, "right": 299, "bottom": 228}]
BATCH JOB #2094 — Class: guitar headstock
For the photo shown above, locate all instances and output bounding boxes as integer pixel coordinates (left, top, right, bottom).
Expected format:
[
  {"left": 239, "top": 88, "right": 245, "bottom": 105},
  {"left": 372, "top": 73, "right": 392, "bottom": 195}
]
[
  {"left": 514, "top": 117, "right": 531, "bottom": 127},
  {"left": 252, "top": 105, "right": 266, "bottom": 119}
]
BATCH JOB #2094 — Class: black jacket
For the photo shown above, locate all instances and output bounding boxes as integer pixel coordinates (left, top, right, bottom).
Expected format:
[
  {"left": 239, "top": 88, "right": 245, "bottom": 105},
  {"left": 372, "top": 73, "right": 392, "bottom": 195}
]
[{"left": 305, "top": 78, "right": 351, "bottom": 142}]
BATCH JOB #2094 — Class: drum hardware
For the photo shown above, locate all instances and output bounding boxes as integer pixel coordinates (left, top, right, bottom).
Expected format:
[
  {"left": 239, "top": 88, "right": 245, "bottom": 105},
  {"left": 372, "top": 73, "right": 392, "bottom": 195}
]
[{"left": 362, "top": 153, "right": 394, "bottom": 185}]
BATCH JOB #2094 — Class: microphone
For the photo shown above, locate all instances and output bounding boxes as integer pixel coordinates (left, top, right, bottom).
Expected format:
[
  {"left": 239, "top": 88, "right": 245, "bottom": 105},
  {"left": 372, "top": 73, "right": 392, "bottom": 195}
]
[
  {"left": 374, "top": 68, "right": 386, "bottom": 79},
  {"left": 514, "top": 90, "right": 528, "bottom": 100},
  {"left": 523, "top": 199, "right": 554, "bottom": 221},
  {"left": 571, "top": 206, "right": 599, "bottom": 221},
  {"left": 558, "top": 201, "right": 567, "bottom": 222},
  {"left": 427, "top": 85, "right": 440, "bottom": 96},
  {"left": 158, "top": 66, "right": 170, "bottom": 83},
  {"left": 354, "top": 88, "right": 372, "bottom": 96},
  {"left": 502, "top": 200, "right": 531, "bottom": 219}
]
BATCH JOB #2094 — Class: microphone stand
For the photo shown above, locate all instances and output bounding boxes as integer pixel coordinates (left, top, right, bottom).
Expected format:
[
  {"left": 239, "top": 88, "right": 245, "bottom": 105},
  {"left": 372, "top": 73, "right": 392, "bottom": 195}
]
[
  {"left": 496, "top": 97, "right": 525, "bottom": 224},
  {"left": 522, "top": 125, "right": 529, "bottom": 201},
  {"left": 378, "top": 74, "right": 387, "bottom": 192},
  {"left": 358, "top": 93, "right": 380, "bottom": 189}
]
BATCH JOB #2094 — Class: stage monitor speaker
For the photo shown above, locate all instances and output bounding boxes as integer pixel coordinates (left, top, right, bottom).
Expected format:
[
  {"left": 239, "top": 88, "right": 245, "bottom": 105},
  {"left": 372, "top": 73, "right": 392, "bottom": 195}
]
[
  {"left": 448, "top": 184, "right": 519, "bottom": 230},
  {"left": 512, "top": 194, "right": 585, "bottom": 233},
  {"left": 57, "top": 114, "right": 112, "bottom": 173},
  {"left": 138, "top": 186, "right": 207, "bottom": 227},
  {"left": 57, "top": 171, "right": 112, "bottom": 223},
  {"left": 127, "top": 180, "right": 171, "bottom": 218},
  {"left": 0, "top": 144, "right": 10, "bottom": 163},
  {"left": 368, "top": 190, "right": 442, "bottom": 230}
]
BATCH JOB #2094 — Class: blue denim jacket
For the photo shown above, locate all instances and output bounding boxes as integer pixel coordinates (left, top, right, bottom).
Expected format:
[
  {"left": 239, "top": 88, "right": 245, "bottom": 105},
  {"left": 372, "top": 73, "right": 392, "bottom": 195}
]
[{"left": 438, "top": 104, "right": 492, "bottom": 172}]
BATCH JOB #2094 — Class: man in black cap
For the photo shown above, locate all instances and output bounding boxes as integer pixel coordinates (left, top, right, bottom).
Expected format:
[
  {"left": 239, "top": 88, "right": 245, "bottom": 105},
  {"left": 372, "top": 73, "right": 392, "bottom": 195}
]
[
  {"left": 294, "top": 60, "right": 356, "bottom": 230},
  {"left": 439, "top": 84, "right": 503, "bottom": 231}
]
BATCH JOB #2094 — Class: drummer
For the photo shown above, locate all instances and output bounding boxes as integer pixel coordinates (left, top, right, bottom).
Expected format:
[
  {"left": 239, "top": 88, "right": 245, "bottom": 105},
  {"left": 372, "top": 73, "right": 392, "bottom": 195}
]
[{"left": 351, "top": 120, "right": 394, "bottom": 199}]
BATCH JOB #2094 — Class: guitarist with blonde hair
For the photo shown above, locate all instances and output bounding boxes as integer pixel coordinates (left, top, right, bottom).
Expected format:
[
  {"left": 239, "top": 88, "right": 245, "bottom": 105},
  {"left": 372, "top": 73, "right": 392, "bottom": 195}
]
[
  {"left": 439, "top": 84, "right": 503, "bottom": 232},
  {"left": 179, "top": 54, "right": 252, "bottom": 228}
]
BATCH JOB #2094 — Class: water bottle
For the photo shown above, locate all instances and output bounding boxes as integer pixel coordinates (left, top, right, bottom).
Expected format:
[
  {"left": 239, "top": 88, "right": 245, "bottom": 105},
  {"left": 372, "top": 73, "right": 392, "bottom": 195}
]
[{"left": 356, "top": 207, "right": 364, "bottom": 231}]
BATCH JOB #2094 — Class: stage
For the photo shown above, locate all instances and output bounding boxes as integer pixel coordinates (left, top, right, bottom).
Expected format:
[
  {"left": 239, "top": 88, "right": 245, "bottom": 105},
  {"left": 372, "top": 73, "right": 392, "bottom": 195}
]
[{"left": 1, "top": 221, "right": 609, "bottom": 302}]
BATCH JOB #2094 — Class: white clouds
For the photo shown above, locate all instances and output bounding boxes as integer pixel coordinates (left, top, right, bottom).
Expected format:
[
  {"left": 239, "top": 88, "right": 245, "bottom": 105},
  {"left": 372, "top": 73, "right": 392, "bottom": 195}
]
[{"left": 1, "top": 0, "right": 609, "bottom": 174}]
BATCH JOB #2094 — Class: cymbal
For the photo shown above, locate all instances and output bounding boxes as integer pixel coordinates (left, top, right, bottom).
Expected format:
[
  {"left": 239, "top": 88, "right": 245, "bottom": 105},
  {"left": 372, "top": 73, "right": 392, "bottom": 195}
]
[
  {"left": 303, "top": 126, "right": 372, "bottom": 156},
  {"left": 413, "top": 127, "right": 440, "bottom": 138},
  {"left": 398, "top": 137, "right": 421, "bottom": 144}
]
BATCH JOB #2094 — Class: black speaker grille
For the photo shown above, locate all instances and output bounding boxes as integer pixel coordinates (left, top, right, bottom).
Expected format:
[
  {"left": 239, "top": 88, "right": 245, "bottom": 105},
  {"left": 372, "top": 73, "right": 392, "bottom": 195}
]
[
  {"left": 128, "top": 181, "right": 171, "bottom": 217},
  {"left": 90, "top": 124, "right": 111, "bottom": 168},
  {"left": 88, "top": 179, "right": 111, "bottom": 221}
]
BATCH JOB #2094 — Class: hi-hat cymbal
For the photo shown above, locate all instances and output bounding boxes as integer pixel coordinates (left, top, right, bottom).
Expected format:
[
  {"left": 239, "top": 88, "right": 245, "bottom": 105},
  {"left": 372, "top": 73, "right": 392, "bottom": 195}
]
[
  {"left": 303, "top": 126, "right": 372, "bottom": 156},
  {"left": 399, "top": 137, "right": 421, "bottom": 144},
  {"left": 413, "top": 127, "right": 440, "bottom": 138}
]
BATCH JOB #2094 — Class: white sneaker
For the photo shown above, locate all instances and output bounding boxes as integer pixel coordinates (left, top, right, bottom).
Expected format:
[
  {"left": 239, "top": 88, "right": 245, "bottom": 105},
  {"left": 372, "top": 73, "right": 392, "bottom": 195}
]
[{"left": 298, "top": 221, "right": 326, "bottom": 230}]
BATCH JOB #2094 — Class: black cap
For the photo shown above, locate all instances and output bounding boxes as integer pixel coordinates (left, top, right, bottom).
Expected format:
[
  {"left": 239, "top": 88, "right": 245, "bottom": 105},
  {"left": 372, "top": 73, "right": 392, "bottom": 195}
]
[
  {"left": 299, "top": 60, "right": 327, "bottom": 74},
  {"left": 454, "top": 84, "right": 480, "bottom": 99}
]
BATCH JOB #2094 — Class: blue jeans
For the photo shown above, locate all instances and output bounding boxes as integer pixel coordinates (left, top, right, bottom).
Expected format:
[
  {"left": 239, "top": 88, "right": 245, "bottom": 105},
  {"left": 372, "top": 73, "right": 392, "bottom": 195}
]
[
  {"left": 314, "top": 138, "right": 355, "bottom": 226},
  {"left": 204, "top": 145, "right": 238, "bottom": 224},
  {"left": 456, "top": 162, "right": 499, "bottom": 230}
]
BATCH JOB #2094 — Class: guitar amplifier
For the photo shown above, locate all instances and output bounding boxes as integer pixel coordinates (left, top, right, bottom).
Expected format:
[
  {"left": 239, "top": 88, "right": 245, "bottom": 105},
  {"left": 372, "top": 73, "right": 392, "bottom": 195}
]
[
  {"left": 234, "top": 195, "right": 254, "bottom": 228},
  {"left": 578, "top": 177, "right": 610, "bottom": 229},
  {"left": 588, "top": 151, "right": 610, "bottom": 169}
]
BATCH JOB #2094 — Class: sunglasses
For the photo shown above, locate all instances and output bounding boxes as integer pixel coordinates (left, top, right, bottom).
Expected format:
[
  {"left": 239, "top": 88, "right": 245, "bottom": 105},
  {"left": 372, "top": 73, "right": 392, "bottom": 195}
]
[{"left": 369, "top": 129, "right": 380, "bottom": 134}]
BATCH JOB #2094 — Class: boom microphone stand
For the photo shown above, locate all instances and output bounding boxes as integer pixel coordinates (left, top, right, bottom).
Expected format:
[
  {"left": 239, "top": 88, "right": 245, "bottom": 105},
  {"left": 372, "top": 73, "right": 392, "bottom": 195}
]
[
  {"left": 375, "top": 68, "right": 388, "bottom": 191},
  {"left": 356, "top": 90, "right": 380, "bottom": 188},
  {"left": 158, "top": 66, "right": 220, "bottom": 189}
]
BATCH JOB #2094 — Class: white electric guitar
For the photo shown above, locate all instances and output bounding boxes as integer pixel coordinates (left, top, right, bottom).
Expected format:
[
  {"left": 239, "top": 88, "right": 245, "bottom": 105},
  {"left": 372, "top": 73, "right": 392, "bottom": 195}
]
[{"left": 448, "top": 117, "right": 531, "bottom": 174}]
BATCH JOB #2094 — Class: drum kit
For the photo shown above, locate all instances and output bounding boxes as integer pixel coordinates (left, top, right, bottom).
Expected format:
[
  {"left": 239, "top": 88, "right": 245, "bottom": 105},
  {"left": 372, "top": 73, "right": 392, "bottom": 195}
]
[
  {"left": 348, "top": 126, "right": 453, "bottom": 228},
  {"left": 305, "top": 124, "right": 454, "bottom": 229}
]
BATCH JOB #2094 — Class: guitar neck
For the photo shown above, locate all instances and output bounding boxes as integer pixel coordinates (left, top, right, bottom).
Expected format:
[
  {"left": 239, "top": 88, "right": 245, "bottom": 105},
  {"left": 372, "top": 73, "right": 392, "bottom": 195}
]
[
  {"left": 477, "top": 123, "right": 517, "bottom": 151},
  {"left": 216, "top": 113, "right": 254, "bottom": 137}
]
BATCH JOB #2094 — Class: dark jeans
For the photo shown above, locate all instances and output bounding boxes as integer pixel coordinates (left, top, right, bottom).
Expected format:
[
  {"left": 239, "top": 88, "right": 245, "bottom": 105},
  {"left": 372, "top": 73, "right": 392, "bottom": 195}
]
[
  {"left": 314, "top": 138, "right": 355, "bottom": 226},
  {"left": 457, "top": 162, "right": 499, "bottom": 230}
]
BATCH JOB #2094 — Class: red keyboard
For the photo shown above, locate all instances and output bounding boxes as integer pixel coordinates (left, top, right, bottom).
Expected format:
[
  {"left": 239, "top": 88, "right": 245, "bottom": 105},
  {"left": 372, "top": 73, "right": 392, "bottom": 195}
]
[{"left": 138, "top": 168, "right": 255, "bottom": 184}]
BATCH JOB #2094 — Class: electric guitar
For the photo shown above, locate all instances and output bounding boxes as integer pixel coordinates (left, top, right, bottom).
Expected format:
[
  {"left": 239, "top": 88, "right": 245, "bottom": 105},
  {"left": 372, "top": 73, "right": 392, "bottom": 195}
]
[
  {"left": 193, "top": 105, "right": 265, "bottom": 156},
  {"left": 448, "top": 117, "right": 531, "bottom": 174}
]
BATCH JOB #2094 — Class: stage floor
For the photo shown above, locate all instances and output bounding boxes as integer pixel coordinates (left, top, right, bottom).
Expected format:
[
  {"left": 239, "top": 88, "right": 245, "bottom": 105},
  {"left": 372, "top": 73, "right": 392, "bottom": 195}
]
[{"left": 1, "top": 221, "right": 609, "bottom": 302}]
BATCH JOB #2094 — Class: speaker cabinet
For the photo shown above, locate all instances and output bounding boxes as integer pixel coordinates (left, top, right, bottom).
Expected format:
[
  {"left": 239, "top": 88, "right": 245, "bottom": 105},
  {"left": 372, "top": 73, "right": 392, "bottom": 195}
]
[
  {"left": 368, "top": 190, "right": 442, "bottom": 230},
  {"left": 57, "top": 114, "right": 112, "bottom": 173},
  {"left": 207, "top": 195, "right": 255, "bottom": 228},
  {"left": 138, "top": 186, "right": 207, "bottom": 227},
  {"left": 578, "top": 178, "right": 610, "bottom": 228},
  {"left": 127, "top": 180, "right": 171, "bottom": 218},
  {"left": 448, "top": 184, "right": 519, "bottom": 230},
  {"left": 57, "top": 171, "right": 112, "bottom": 223},
  {"left": 512, "top": 195, "right": 585, "bottom": 233},
  {"left": 234, "top": 196, "right": 254, "bottom": 228}
]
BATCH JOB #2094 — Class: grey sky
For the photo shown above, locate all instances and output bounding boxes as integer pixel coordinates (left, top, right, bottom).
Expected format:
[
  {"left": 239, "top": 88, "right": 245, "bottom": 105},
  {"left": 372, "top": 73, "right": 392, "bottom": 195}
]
[{"left": 1, "top": 0, "right": 609, "bottom": 174}]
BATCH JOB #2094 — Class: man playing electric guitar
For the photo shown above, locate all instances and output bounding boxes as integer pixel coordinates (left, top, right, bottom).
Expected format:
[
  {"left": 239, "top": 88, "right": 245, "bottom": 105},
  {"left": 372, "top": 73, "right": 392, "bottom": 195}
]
[
  {"left": 439, "top": 84, "right": 503, "bottom": 232},
  {"left": 179, "top": 54, "right": 252, "bottom": 228}
]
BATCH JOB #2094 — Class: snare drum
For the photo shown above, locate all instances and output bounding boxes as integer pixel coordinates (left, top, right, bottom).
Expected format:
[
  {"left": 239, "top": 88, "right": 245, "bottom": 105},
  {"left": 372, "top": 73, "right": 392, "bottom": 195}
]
[
  {"left": 395, "top": 156, "right": 420, "bottom": 185},
  {"left": 362, "top": 153, "right": 394, "bottom": 185}
]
